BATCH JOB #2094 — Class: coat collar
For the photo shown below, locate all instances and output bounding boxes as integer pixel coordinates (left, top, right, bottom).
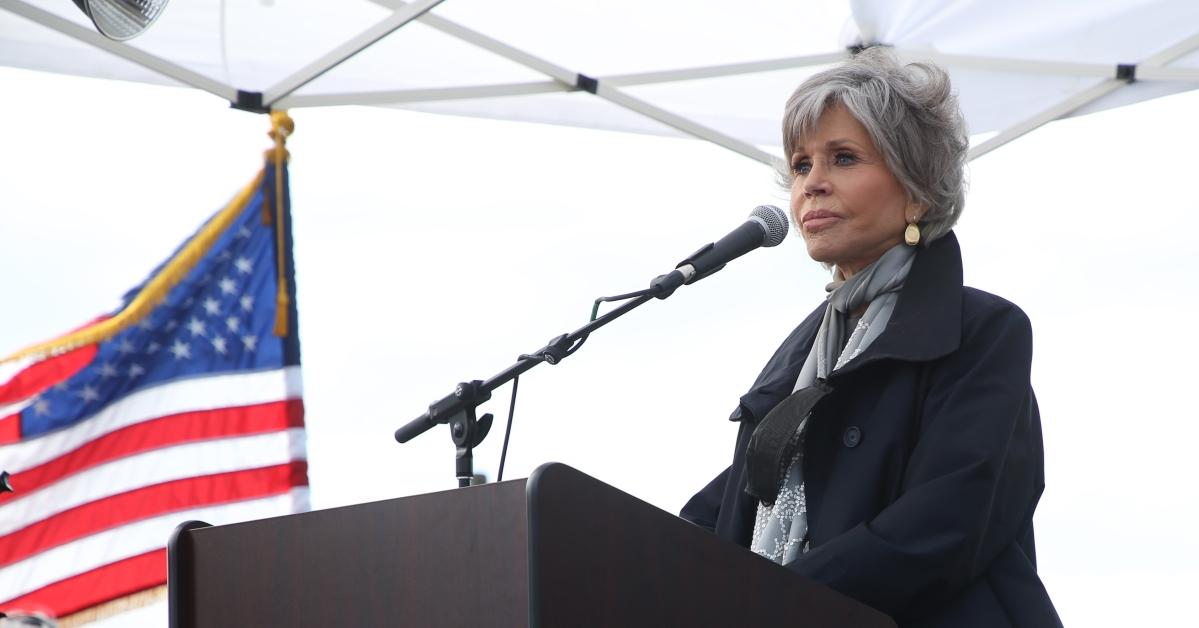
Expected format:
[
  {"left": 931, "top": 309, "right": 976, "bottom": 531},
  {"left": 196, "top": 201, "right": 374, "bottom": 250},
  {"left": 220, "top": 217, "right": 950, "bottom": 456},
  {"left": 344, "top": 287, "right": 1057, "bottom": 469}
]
[{"left": 734, "top": 231, "right": 964, "bottom": 423}]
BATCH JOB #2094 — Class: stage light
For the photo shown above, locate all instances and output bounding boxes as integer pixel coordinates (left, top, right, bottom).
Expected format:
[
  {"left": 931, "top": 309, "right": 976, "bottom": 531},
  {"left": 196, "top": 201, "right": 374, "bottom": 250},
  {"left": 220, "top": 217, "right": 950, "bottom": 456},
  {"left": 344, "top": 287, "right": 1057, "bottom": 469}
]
[{"left": 71, "top": 0, "right": 169, "bottom": 41}]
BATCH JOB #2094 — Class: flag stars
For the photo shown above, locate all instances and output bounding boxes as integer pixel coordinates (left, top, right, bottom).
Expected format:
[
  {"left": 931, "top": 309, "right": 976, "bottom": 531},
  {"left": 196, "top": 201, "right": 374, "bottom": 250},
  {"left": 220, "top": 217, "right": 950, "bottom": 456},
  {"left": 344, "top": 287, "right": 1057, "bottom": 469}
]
[
  {"left": 217, "top": 250, "right": 234, "bottom": 261},
  {"left": 33, "top": 398, "right": 51, "bottom": 415},
  {"left": 242, "top": 334, "right": 258, "bottom": 352},
  {"left": 212, "top": 336, "right": 228, "bottom": 354},
  {"left": 169, "top": 340, "right": 192, "bottom": 360},
  {"left": 78, "top": 385, "right": 100, "bottom": 402},
  {"left": 137, "top": 318, "right": 154, "bottom": 331},
  {"left": 97, "top": 363, "right": 118, "bottom": 379},
  {"left": 117, "top": 338, "right": 136, "bottom": 355},
  {"left": 165, "top": 320, "right": 178, "bottom": 332},
  {"left": 226, "top": 317, "right": 240, "bottom": 333},
  {"left": 128, "top": 364, "right": 146, "bottom": 378},
  {"left": 219, "top": 278, "right": 237, "bottom": 295},
  {"left": 187, "top": 317, "right": 207, "bottom": 337},
  {"left": 203, "top": 298, "right": 221, "bottom": 316},
  {"left": 146, "top": 341, "right": 161, "bottom": 355},
  {"left": 236, "top": 226, "right": 252, "bottom": 239},
  {"left": 234, "top": 257, "right": 253, "bottom": 274},
  {"left": 240, "top": 295, "right": 254, "bottom": 312}
]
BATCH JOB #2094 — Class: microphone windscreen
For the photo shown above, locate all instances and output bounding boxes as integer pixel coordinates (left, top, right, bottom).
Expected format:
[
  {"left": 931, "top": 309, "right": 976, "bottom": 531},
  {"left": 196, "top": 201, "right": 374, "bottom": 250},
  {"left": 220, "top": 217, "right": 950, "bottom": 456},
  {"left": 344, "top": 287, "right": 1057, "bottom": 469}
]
[{"left": 750, "top": 205, "right": 789, "bottom": 248}]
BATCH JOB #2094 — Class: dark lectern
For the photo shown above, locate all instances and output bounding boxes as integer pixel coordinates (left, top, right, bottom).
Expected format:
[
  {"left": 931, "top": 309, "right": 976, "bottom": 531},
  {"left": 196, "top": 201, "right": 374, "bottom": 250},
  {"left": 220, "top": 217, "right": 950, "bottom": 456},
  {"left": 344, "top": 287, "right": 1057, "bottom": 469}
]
[{"left": 168, "top": 463, "right": 894, "bottom": 627}]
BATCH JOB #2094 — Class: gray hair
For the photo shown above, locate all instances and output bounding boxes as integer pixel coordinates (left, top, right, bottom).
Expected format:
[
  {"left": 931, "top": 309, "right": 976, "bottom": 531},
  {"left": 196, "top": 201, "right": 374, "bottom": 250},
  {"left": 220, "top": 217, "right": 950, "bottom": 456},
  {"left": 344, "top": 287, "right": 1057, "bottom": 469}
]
[{"left": 779, "top": 47, "right": 969, "bottom": 244}]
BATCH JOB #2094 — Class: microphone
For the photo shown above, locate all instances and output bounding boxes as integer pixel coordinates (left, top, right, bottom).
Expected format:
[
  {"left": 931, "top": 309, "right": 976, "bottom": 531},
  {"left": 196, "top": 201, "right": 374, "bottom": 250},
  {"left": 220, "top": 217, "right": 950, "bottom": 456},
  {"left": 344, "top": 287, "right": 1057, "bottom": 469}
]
[{"left": 650, "top": 205, "right": 789, "bottom": 298}]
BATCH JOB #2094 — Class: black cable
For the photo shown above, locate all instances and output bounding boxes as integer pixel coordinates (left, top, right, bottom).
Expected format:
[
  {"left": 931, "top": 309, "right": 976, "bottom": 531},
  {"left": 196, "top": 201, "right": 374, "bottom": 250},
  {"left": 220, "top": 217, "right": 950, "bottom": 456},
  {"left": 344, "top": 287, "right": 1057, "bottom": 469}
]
[
  {"left": 592, "top": 288, "right": 656, "bottom": 321},
  {"left": 496, "top": 375, "right": 519, "bottom": 482}
]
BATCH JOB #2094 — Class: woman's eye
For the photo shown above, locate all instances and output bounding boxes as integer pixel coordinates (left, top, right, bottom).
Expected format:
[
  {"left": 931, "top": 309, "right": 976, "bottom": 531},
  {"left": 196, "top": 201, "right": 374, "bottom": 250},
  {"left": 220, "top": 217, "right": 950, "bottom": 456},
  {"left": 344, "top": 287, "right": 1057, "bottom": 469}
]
[
  {"left": 834, "top": 152, "right": 857, "bottom": 166},
  {"left": 792, "top": 160, "right": 811, "bottom": 175}
]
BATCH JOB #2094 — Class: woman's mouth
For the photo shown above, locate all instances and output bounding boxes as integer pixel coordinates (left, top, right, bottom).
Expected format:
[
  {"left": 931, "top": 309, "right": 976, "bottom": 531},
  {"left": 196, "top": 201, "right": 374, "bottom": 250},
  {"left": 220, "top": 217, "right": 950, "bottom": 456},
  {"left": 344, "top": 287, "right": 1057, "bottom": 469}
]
[{"left": 802, "top": 209, "right": 842, "bottom": 233}]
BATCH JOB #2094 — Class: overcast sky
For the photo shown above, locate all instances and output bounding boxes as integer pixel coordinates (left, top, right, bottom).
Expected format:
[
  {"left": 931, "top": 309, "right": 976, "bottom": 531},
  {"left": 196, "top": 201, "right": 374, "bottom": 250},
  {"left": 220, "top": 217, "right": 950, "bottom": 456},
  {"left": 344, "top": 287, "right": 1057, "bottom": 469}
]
[{"left": 1, "top": 65, "right": 1197, "bottom": 626}]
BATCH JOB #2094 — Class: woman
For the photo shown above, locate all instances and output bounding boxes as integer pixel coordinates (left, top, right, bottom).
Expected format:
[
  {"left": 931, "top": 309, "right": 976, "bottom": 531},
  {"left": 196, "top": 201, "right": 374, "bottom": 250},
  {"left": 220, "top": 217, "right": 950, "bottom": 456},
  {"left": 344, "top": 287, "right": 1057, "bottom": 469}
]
[{"left": 681, "top": 48, "right": 1062, "bottom": 627}]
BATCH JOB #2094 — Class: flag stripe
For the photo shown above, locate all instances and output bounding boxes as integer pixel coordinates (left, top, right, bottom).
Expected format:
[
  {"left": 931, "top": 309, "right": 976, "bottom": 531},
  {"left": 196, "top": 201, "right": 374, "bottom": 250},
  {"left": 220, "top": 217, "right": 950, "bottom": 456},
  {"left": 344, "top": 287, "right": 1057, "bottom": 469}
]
[
  {"left": 0, "top": 489, "right": 307, "bottom": 605},
  {"left": 7, "top": 398, "right": 304, "bottom": 497},
  {"left": 0, "top": 412, "right": 18, "bottom": 443},
  {"left": 0, "top": 342, "right": 97, "bottom": 404},
  {"left": 0, "top": 428, "right": 306, "bottom": 536},
  {"left": 1, "top": 548, "right": 167, "bottom": 619},
  {"left": 0, "top": 401, "right": 31, "bottom": 424},
  {"left": 3, "top": 365, "right": 302, "bottom": 472},
  {"left": 0, "top": 461, "right": 307, "bottom": 568}
]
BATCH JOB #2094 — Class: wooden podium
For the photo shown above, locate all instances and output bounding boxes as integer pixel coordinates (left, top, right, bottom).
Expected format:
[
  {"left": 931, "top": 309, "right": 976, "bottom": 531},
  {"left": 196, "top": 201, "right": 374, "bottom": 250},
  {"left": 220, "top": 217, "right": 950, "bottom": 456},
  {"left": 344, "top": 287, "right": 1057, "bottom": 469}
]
[{"left": 168, "top": 463, "right": 894, "bottom": 627}]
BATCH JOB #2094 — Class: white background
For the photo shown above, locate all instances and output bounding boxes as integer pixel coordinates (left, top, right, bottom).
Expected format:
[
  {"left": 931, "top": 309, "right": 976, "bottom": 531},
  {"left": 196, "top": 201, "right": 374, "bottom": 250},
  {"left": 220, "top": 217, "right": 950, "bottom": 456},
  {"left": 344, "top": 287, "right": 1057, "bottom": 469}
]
[{"left": 1, "top": 65, "right": 1197, "bottom": 626}]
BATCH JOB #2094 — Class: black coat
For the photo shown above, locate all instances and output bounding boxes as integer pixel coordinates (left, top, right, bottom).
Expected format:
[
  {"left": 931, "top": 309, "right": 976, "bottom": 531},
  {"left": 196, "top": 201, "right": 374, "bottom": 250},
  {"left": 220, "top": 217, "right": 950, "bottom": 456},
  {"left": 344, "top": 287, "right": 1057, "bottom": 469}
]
[{"left": 681, "top": 233, "right": 1062, "bottom": 627}]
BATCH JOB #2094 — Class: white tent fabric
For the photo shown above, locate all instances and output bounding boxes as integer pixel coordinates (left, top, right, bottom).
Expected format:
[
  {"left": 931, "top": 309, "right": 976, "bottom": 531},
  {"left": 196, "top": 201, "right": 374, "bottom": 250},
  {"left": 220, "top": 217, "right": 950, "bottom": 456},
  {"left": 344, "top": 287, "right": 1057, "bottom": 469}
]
[{"left": 3, "top": 0, "right": 1199, "bottom": 162}]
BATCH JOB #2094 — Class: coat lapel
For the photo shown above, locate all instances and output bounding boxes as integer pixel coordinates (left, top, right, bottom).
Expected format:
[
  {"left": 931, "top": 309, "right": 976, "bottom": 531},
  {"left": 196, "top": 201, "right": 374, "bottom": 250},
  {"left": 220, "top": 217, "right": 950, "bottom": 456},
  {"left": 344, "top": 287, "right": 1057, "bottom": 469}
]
[{"left": 735, "top": 231, "right": 966, "bottom": 416}]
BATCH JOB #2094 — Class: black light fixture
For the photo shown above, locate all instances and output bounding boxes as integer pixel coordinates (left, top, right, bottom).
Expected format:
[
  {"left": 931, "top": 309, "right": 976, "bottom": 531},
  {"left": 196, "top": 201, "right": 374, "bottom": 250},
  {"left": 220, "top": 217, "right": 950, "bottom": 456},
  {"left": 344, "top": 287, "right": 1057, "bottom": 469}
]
[{"left": 71, "top": 0, "right": 169, "bottom": 41}]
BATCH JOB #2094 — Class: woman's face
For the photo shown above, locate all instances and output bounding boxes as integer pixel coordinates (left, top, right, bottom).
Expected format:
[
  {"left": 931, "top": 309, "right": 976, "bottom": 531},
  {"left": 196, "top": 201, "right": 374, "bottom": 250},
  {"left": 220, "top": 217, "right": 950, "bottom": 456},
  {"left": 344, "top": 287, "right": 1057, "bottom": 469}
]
[{"left": 789, "top": 104, "right": 918, "bottom": 278}]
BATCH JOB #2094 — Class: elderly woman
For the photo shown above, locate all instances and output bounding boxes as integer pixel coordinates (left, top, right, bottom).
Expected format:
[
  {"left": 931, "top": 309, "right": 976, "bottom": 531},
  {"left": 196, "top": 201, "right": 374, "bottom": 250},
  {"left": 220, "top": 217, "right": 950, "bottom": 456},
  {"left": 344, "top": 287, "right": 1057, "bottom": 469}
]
[{"left": 680, "top": 48, "right": 1062, "bottom": 627}]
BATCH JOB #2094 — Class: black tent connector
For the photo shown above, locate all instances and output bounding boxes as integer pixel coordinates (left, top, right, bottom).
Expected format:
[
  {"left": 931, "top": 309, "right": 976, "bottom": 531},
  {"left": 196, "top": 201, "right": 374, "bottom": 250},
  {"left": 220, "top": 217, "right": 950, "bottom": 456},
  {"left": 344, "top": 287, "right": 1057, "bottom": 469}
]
[
  {"left": 231, "top": 90, "right": 270, "bottom": 114},
  {"left": 575, "top": 73, "right": 599, "bottom": 94},
  {"left": 1116, "top": 64, "right": 1137, "bottom": 82}
]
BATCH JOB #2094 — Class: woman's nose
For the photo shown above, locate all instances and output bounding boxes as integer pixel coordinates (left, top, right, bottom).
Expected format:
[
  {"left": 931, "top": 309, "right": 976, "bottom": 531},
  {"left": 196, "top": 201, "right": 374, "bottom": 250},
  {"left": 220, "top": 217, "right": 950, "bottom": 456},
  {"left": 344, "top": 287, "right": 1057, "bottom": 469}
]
[{"left": 803, "top": 163, "right": 831, "bottom": 197}]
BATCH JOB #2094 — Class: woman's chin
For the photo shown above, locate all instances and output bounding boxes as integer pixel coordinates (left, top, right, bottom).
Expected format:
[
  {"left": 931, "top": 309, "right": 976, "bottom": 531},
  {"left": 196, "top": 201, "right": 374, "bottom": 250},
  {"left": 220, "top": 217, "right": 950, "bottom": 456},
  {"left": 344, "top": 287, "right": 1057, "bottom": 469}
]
[{"left": 802, "top": 239, "right": 843, "bottom": 267}]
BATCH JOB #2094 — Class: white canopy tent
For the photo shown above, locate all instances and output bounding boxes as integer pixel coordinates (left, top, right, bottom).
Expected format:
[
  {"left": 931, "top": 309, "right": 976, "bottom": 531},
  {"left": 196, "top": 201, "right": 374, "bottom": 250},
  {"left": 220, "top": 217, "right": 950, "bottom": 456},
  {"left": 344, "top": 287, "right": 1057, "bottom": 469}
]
[
  {"left": 3, "top": 0, "right": 1199, "bottom": 162},
  {"left": 2, "top": 2, "right": 1199, "bottom": 626}
]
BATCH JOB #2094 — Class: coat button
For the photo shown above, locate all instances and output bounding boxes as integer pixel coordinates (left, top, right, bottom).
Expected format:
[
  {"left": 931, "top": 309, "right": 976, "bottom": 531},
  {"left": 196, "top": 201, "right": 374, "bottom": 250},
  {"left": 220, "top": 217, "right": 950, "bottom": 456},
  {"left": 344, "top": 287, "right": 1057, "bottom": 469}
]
[{"left": 843, "top": 426, "right": 862, "bottom": 448}]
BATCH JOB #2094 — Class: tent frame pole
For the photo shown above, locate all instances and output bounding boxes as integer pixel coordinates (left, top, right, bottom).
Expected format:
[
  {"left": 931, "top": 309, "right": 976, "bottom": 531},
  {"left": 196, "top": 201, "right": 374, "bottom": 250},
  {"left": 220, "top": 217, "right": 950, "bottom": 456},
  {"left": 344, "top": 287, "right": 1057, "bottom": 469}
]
[
  {"left": 328, "top": 1, "right": 782, "bottom": 166},
  {"left": 276, "top": 53, "right": 850, "bottom": 108},
  {"left": 259, "top": 0, "right": 446, "bottom": 107},
  {"left": 969, "top": 32, "right": 1199, "bottom": 160},
  {"left": 0, "top": 0, "right": 237, "bottom": 102}
]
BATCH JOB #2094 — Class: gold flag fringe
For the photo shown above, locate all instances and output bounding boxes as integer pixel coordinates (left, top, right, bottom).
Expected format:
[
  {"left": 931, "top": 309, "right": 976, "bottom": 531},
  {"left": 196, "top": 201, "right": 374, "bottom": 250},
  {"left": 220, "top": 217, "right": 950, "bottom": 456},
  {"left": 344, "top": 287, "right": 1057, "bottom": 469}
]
[
  {"left": 0, "top": 172, "right": 262, "bottom": 364},
  {"left": 1, "top": 111, "right": 297, "bottom": 364},
  {"left": 57, "top": 584, "right": 167, "bottom": 627}
]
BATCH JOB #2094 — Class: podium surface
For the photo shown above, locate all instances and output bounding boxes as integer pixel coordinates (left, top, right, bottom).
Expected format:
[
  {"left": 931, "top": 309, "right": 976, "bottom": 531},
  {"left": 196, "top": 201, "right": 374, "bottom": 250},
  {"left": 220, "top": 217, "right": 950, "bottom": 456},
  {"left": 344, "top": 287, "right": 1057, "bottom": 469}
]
[{"left": 169, "top": 463, "right": 894, "bottom": 627}]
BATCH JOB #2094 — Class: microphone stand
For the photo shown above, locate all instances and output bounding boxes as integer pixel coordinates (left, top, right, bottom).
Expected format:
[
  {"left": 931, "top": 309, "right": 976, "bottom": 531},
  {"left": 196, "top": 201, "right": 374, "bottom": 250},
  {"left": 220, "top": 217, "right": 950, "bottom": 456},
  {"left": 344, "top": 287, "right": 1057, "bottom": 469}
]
[
  {"left": 395, "top": 292, "right": 655, "bottom": 487},
  {"left": 393, "top": 202, "right": 788, "bottom": 486}
]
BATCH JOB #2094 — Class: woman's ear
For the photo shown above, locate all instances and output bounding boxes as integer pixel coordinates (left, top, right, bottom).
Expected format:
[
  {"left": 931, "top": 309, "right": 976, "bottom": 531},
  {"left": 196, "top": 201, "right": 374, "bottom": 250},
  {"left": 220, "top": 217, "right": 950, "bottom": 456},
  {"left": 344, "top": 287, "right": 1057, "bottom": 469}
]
[{"left": 906, "top": 201, "right": 928, "bottom": 223}]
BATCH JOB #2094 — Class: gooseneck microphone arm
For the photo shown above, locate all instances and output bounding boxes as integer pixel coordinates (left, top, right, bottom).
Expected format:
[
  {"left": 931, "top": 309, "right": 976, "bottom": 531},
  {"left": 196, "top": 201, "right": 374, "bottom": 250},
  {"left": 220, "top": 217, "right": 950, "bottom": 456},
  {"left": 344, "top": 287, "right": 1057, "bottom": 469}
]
[
  {"left": 394, "top": 205, "right": 789, "bottom": 486},
  {"left": 393, "top": 292, "right": 654, "bottom": 486},
  {"left": 394, "top": 291, "right": 654, "bottom": 445}
]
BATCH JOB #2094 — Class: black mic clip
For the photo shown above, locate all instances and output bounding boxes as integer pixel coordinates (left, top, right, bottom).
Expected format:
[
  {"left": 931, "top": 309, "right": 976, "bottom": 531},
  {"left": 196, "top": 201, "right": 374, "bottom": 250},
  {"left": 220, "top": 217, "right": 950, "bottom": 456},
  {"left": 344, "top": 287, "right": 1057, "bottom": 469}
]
[
  {"left": 648, "top": 242, "right": 730, "bottom": 300},
  {"left": 675, "top": 242, "right": 729, "bottom": 284},
  {"left": 447, "top": 380, "right": 492, "bottom": 487},
  {"left": 536, "top": 333, "right": 572, "bottom": 365}
]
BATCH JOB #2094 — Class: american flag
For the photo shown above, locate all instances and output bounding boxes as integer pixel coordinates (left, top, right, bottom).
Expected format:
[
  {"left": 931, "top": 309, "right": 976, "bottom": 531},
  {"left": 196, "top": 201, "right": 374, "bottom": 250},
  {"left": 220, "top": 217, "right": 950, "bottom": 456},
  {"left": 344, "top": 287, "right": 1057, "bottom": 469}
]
[{"left": 0, "top": 160, "right": 308, "bottom": 619}]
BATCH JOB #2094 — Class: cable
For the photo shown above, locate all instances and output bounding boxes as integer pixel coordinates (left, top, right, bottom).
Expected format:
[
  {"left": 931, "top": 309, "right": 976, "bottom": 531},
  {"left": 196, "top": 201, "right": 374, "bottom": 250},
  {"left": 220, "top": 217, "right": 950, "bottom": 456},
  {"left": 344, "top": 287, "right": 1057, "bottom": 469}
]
[
  {"left": 496, "top": 375, "right": 519, "bottom": 482},
  {"left": 592, "top": 287, "right": 656, "bottom": 321}
]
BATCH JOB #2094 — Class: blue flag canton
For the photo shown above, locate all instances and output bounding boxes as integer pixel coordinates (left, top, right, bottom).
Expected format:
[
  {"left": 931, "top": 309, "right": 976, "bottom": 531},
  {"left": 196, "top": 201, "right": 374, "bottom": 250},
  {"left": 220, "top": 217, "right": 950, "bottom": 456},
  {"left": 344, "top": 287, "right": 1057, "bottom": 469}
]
[{"left": 22, "top": 186, "right": 289, "bottom": 438}]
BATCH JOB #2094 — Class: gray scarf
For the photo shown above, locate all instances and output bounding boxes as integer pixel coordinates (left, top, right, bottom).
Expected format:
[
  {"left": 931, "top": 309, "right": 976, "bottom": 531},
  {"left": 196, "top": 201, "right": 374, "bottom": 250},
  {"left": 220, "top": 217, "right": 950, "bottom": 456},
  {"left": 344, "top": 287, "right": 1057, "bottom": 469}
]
[
  {"left": 799, "top": 243, "right": 917, "bottom": 386},
  {"left": 750, "top": 243, "right": 916, "bottom": 565}
]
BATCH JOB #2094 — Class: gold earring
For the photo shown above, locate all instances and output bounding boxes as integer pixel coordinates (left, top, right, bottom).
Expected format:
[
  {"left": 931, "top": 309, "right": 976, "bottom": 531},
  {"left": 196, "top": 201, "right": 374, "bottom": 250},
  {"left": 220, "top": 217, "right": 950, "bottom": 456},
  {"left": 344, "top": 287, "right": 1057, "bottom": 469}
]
[{"left": 904, "top": 221, "right": 921, "bottom": 246}]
